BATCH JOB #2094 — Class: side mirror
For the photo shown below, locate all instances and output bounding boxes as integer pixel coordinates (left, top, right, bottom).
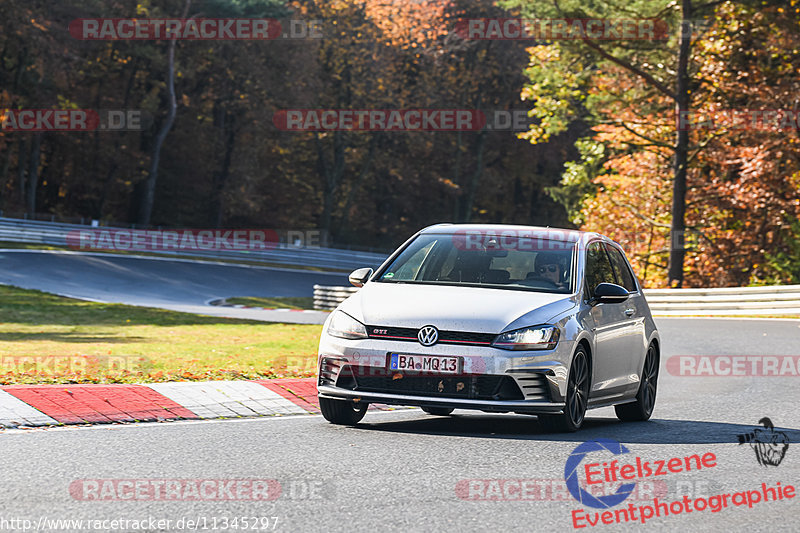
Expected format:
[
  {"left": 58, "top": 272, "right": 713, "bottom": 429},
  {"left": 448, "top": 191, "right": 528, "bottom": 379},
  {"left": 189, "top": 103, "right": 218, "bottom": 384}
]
[
  {"left": 348, "top": 267, "right": 374, "bottom": 288},
  {"left": 592, "top": 282, "right": 629, "bottom": 304}
]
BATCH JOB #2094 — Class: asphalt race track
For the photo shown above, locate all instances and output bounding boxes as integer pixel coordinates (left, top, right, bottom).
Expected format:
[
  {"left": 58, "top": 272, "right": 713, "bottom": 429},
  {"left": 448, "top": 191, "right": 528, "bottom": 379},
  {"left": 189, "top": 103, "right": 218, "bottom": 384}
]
[
  {"left": 0, "top": 250, "right": 348, "bottom": 323},
  {"left": 1, "top": 318, "right": 799, "bottom": 532}
]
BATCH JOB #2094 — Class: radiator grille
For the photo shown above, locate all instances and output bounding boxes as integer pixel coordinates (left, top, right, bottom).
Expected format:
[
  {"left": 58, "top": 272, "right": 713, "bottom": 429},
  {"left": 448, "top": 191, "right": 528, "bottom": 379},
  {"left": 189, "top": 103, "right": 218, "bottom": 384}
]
[{"left": 366, "top": 326, "right": 496, "bottom": 346}]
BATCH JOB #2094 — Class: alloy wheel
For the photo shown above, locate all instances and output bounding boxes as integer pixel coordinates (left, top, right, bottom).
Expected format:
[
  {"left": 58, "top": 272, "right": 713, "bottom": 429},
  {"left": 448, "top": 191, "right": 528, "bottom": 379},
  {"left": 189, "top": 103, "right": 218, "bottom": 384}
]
[{"left": 568, "top": 350, "right": 589, "bottom": 427}]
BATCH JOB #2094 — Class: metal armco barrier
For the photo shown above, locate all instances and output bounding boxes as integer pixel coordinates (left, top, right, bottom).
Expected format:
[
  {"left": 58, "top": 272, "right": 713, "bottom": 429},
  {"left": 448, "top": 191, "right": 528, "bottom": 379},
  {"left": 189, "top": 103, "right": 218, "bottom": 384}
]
[
  {"left": 314, "top": 285, "right": 359, "bottom": 310},
  {"left": 0, "top": 217, "right": 387, "bottom": 272},
  {"left": 313, "top": 283, "right": 800, "bottom": 315},
  {"left": 644, "top": 285, "right": 800, "bottom": 316}
]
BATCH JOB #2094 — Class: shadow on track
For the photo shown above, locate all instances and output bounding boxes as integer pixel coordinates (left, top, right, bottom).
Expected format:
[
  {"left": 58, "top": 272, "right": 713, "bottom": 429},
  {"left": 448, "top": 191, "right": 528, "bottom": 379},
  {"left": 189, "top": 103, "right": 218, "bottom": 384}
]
[{"left": 353, "top": 414, "right": 800, "bottom": 445}]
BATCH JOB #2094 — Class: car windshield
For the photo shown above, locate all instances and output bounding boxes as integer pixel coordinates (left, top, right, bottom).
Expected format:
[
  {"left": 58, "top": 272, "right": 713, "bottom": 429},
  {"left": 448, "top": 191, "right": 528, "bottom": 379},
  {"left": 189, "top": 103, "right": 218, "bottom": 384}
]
[{"left": 376, "top": 232, "right": 575, "bottom": 293}]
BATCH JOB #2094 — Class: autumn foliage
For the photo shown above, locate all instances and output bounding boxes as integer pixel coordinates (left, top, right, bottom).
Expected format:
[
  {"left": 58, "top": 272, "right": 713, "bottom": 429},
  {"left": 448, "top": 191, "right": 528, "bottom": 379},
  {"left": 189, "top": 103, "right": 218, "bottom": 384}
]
[
  {"left": 1, "top": 0, "right": 798, "bottom": 286},
  {"left": 516, "top": 0, "right": 800, "bottom": 287}
]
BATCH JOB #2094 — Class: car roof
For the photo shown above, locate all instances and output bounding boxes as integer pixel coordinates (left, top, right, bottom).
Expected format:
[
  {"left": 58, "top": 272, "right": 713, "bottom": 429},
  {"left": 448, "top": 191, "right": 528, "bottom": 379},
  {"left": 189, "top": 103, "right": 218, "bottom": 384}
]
[{"left": 418, "top": 223, "right": 615, "bottom": 246}]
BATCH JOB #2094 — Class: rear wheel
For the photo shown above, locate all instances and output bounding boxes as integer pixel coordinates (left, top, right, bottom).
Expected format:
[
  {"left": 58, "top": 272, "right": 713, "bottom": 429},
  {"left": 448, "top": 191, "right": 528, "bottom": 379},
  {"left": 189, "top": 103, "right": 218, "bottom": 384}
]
[
  {"left": 421, "top": 407, "right": 454, "bottom": 416},
  {"left": 538, "top": 346, "right": 590, "bottom": 433},
  {"left": 319, "top": 397, "right": 368, "bottom": 425},
  {"left": 615, "top": 343, "right": 658, "bottom": 422}
]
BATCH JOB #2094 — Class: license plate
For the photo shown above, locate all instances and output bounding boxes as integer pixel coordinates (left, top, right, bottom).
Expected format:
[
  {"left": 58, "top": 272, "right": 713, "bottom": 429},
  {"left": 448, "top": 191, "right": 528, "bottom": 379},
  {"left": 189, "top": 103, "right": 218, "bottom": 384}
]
[{"left": 388, "top": 353, "right": 461, "bottom": 374}]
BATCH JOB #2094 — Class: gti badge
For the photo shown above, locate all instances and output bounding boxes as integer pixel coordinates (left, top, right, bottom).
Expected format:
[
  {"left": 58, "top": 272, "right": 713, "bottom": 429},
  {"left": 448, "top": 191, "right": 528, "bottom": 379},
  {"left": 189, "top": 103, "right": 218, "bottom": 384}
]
[{"left": 417, "top": 325, "right": 439, "bottom": 346}]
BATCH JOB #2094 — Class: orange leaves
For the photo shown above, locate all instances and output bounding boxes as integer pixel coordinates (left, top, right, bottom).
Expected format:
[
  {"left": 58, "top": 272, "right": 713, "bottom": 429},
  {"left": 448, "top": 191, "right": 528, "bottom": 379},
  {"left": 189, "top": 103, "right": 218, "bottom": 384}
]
[
  {"left": 569, "top": 2, "right": 800, "bottom": 287},
  {"left": 363, "top": 0, "right": 454, "bottom": 51}
]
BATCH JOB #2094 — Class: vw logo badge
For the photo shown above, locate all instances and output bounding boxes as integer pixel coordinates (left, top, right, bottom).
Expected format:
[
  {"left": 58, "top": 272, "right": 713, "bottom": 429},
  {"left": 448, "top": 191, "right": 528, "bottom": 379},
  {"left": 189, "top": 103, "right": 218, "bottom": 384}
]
[{"left": 417, "top": 325, "right": 439, "bottom": 346}]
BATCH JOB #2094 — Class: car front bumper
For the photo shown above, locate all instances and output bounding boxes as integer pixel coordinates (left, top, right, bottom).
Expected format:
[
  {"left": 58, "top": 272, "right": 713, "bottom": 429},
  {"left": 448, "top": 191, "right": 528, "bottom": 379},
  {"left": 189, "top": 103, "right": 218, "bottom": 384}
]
[
  {"left": 316, "top": 334, "right": 576, "bottom": 415},
  {"left": 317, "top": 384, "right": 566, "bottom": 414}
]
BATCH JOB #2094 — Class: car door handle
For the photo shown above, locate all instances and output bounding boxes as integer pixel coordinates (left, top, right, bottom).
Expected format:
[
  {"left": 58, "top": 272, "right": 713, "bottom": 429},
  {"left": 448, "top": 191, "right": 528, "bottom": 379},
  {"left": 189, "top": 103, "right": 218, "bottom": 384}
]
[{"left": 624, "top": 308, "right": 635, "bottom": 316}]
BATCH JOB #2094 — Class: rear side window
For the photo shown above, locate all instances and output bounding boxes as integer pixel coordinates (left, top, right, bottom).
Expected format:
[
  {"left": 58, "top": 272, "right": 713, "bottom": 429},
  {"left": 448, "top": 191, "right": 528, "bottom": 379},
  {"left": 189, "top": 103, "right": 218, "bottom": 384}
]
[
  {"left": 584, "top": 241, "right": 615, "bottom": 298},
  {"left": 605, "top": 244, "right": 638, "bottom": 292}
]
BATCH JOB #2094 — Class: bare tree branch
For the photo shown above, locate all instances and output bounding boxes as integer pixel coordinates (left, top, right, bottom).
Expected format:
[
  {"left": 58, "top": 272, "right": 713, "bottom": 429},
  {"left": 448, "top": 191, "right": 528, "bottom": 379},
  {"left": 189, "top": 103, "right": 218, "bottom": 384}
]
[{"left": 580, "top": 38, "right": 675, "bottom": 100}]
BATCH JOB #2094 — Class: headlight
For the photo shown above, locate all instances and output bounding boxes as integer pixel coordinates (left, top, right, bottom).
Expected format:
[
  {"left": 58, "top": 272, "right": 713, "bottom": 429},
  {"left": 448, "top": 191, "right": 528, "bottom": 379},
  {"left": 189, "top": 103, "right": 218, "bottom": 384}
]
[
  {"left": 327, "top": 311, "right": 368, "bottom": 340},
  {"left": 492, "top": 325, "right": 559, "bottom": 350}
]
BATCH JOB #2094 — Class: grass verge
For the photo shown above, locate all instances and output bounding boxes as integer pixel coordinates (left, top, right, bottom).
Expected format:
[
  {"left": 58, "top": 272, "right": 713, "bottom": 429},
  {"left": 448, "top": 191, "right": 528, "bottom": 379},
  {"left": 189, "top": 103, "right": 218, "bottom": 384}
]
[{"left": 0, "top": 285, "right": 321, "bottom": 384}]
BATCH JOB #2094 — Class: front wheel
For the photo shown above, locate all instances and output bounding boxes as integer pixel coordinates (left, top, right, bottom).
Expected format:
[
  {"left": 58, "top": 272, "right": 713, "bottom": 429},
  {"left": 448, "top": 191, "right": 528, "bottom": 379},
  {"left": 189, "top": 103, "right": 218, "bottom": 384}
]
[
  {"left": 615, "top": 343, "right": 658, "bottom": 422},
  {"left": 421, "top": 407, "right": 454, "bottom": 416},
  {"left": 319, "top": 397, "right": 368, "bottom": 425},
  {"left": 538, "top": 346, "right": 590, "bottom": 433}
]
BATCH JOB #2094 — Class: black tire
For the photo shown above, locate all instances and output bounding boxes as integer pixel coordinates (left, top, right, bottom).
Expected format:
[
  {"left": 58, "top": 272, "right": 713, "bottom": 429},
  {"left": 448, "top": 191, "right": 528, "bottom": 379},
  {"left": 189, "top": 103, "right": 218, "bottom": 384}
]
[
  {"left": 538, "top": 346, "right": 590, "bottom": 433},
  {"left": 319, "top": 397, "right": 368, "bottom": 425},
  {"left": 421, "top": 407, "right": 454, "bottom": 416},
  {"left": 615, "top": 342, "right": 658, "bottom": 422}
]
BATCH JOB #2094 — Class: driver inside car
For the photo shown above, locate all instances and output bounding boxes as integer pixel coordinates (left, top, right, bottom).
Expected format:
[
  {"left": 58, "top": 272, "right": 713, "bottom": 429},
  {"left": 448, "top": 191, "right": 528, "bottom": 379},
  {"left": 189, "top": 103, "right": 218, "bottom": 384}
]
[{"left": 529, "top": 252, "right": 567, "bottom": 289}]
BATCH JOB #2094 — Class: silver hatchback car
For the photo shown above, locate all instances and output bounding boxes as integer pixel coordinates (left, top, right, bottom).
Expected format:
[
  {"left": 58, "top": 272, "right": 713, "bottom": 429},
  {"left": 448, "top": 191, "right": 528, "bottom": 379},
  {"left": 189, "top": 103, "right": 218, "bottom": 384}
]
[{"left": 317, "top": 224, "right": 660, "bottom": 432}]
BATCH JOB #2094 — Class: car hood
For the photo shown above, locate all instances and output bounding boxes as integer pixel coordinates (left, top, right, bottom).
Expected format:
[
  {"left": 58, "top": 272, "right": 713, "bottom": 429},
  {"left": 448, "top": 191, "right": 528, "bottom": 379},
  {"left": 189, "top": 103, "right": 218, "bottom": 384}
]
[{"left": 337, "top": 282, "right": 577, "bottom": 333}]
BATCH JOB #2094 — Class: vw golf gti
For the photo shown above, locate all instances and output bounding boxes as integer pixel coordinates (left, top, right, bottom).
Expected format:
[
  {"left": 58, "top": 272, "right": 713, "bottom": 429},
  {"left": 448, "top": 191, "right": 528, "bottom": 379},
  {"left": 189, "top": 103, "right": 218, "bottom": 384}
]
[{"left": 317, "top": 224, "right": 660, "bottom": 432}]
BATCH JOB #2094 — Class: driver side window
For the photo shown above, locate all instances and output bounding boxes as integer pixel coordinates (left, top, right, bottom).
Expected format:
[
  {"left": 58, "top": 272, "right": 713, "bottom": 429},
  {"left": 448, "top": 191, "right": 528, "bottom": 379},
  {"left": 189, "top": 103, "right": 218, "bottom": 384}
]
[{"left": 585, "top": 241, "right": 615, "bottom": 299}]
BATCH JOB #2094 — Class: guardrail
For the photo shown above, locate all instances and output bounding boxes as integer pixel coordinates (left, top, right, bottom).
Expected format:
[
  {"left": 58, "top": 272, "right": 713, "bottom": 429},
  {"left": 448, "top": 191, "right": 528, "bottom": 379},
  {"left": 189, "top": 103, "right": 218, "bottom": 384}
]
[
  {"left": 313, "top": 283, "right": 800, "bottom": 315},
  {"left": 644, "top": 285, "right": 800, "bottom": 316},
  {"left": 0, "top": 217, "right": 387, "bottom": 272},
  {"left": 313, "top": 285, "right": 359, "bottom": 310}
]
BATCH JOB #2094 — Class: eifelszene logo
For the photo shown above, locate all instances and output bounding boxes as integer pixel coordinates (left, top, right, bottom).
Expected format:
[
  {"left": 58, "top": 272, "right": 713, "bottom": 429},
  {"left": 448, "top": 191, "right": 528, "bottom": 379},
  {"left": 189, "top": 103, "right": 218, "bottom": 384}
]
[
  {"left": 565, "top": 439, "right": 718, "bottom": 509},
  {"left": 737, "top": 417, "right": 789, "bottom": 467}
]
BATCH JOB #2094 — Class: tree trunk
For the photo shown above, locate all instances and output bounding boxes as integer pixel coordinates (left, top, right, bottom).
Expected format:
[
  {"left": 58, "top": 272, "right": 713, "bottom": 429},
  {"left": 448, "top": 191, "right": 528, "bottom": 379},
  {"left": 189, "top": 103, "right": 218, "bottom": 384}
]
[
  {"left": 0, "top": 139, "right": 11, "bottom": 209},
  {"left": 335, "top": 135, "right": 377, "bottom": 239},
  {"left": 17, "top": 138, "right": 27, "bottom": 204},
  {"left": 96, "top": 162, "right": 118, "bottom": 219},
  {"left": 462, "top": 130, "right": 488, "bottom": 223},
  {"left": 668, "top": 0, "right": 693, "bottom": 288},
  {"left": 138, "top": 0, "right": 191, "bottom": 226},
  {"left": 26, "top": 132, "right": 42, "bottom": 215},
  {"left": 450, "top": 132, "right": 464, "bottom": 221},
  {"left": 211, "top": 115, "right": 236, "bottom": 228},
  {"left": 317, "top": 130, "right": 346, "bottom": 236},
  {"left": 13, "top": 47, "right": 26, "bottom": 93},
  {"left": 97, "top": 56, "right": 140, "bottom": 219}
]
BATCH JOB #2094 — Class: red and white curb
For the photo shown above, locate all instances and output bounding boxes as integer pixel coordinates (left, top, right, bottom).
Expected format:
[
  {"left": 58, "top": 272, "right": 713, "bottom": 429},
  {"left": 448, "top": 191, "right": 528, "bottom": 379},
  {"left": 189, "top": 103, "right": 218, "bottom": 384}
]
[{"left": 0, "top": 378, "right": 402, "bottom": 429}]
